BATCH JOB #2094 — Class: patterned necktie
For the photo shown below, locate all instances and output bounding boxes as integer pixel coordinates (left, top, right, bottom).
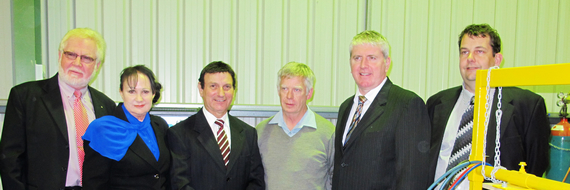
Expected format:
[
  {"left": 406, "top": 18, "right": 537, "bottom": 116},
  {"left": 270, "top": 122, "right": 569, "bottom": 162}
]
[
  {"left": 447, "top": 96, "right": 475, "bottom": 171},
  {"left": 73, "top": 90, "right": 89, "bottom": 183},
  {"left": 215, "top": 119, "right": 230, "bottom": 167},
  {"left": 344, "top": 95, "right": 367, "bottom": 145}
]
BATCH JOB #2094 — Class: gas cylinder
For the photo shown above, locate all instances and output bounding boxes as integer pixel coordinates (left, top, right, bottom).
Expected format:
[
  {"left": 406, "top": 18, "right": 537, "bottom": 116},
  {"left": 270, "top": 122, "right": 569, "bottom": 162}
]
[{"left": 546, "top": 117, "right": 570, "bottom": 183}]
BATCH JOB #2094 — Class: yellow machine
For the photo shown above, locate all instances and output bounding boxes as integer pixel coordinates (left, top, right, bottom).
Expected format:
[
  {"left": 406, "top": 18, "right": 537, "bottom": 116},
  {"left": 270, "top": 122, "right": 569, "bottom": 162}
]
[{"left": 469, "top": 63, "right": 570, "bottom": 189}]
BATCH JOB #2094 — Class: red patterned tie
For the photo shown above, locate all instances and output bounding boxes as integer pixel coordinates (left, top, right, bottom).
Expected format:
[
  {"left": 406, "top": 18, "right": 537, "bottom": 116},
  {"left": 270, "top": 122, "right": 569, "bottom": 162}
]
[
  {"left": 215, "top": 119, "right": 230, "bottom": 167},
  {"left": 73, "top": 90, "right": 88, "bottom": 183}
]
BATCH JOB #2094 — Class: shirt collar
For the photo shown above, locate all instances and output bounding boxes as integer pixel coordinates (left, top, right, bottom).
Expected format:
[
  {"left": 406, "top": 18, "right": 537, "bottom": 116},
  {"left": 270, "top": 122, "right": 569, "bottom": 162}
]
[
  {"left": 269, "top": 107, "right": 317, "bottom": 130},
  {"left": 202, "top": 107, "right": 229, "bottom": 125},
  {"left": 58, "top": 77, "right": 89, "bottom": 99},
  {"left": 461, "top": 83, "right": 475, "bottom": 99},
  {"left": 355, "top": 77, "right": 387, "bottom": 103}
]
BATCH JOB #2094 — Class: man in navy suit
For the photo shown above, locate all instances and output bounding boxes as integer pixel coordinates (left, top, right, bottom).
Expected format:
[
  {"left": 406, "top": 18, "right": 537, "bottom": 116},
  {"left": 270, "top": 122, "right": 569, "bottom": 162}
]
[
  {"left": 168, "top": 61, "right": 264, "bottom": 190},
  {"left": 332, "top": 30, "right": 431, "bottom": 189},
  {"left": 0, "top": 28, "right": 116, "bottom": 190},
  {"left": 427, "top": 24, "right": 550, "bottom": 188}
]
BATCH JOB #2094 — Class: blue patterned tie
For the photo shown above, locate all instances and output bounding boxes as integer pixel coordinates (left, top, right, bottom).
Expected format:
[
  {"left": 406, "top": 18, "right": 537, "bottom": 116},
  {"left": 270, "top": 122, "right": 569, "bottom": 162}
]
[
  {"left": 447, "top": 96, "right": 475, "bottom": 171},
  {"left": 344, "top": 96, "right": 367, "bottom": 145}
]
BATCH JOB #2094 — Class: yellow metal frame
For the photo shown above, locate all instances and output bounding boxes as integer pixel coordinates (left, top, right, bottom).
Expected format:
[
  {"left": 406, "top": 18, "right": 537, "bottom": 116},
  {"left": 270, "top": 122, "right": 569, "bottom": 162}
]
[{"left": 469, "top": 63, "right": 570, "bottom": 189}]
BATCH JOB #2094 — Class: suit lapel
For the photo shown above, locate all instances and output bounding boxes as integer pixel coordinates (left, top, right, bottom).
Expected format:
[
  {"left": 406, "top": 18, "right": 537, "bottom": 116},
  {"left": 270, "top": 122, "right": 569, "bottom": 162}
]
[
  {"left": 432, "top": 87, "right": 461, "bottom": 145},
  {"left": 343, "top": 79, "right": 391, "bottom": 149},
  {"left": 337, "top": 97, "right": 354, "bottom": 155},
  {"left": 129, "top": 136, "right": 160, "bottom": 170},
  {"left": 490, "top": 88, "right": 514, "bottom": 140},
  {"left": 89, "top": 86, "right": 111, "bottom": 118},
  {"left": 40, "top": 75, "right": 68, "bottom": 141},
  {"left": 154, "top": 119, "right": 170, "bottom": 171},
  {"left": 226, "top": 116, "right": 244, "bottom": 174},
  {"left": 337, "top": 96, "right": 354, "bottom": 137},
  {"left": 194, "top": 110, "right": 227, "bottom": 171}
]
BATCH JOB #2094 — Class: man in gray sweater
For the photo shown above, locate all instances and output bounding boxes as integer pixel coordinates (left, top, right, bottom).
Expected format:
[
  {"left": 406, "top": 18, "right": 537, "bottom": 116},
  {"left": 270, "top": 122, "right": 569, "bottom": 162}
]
[{"left": 256, "top": 62, "right": 335, "bottom": 190}]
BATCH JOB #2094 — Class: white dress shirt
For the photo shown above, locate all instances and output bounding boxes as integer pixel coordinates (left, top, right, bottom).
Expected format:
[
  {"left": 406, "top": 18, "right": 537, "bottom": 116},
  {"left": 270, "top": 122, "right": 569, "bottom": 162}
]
[
  {"left": 342, "top": 77, "right": 387, "bottom": 144},
  {"left": 202, "top": 108, "right": 232, "bottom": 148},
  {"left": 434, "top": 84, "right": 495, "bottom": 190}
]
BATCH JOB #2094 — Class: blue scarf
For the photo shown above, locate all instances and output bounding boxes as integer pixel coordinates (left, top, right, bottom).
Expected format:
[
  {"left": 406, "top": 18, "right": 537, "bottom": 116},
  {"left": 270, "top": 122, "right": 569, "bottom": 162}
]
[{"left": 83, "top": 104, "right": 159, "bottom": 161}]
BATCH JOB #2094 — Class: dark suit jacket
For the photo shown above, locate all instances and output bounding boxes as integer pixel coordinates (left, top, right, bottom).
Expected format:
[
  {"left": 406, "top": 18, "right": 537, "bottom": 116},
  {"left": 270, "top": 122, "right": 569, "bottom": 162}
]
[
  {"left": 332, "top": 78, "right": 431, "bottom": 190},
  {"left": 0, "top": 74, "right": 116, "bottom": 190},
  {"left": 427, "top": 86, "right": 550, "bottom": 180},
  {"left": 83, "top": 103, "right": 171, "bottom": 190},
  {"left": 167, "top": 109, "right": 265, "bottom": 190}
]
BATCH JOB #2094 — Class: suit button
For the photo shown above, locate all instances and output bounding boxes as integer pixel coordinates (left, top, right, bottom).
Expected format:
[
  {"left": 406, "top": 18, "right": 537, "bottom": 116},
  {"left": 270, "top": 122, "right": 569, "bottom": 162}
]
[
  {"left": 61, "top": 167, "right": 67, "bottom": 171},
  {"left": 341, "top": 163, "right": 348, "bottom": 167},
  {"left": 226, "top": 177, "right": 231, "bottom": 181},
  {"left": 154, "top": 174, "right": 159, "bottom": 179}
]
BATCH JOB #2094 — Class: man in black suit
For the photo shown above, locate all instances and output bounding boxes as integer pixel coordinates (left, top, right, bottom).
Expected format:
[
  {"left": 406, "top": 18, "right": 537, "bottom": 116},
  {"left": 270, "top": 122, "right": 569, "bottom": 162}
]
[
  {"left": 332, "top": 30, "right": 431, "bottom": 189},
  {"left": 168, "top": 61, "right": 264, "bottom": 190},
  {"left": 427, "top": 24, "right": 550, "bottom": 188},
  {"left": 0, "top": 28, "right": 116, "bottom": 189}
]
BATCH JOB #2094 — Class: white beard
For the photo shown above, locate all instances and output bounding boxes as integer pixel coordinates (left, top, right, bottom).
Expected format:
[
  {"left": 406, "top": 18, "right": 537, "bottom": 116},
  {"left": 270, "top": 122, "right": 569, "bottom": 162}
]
[{"left": 58, "top": 65, "right": 94, "bottom": 89}]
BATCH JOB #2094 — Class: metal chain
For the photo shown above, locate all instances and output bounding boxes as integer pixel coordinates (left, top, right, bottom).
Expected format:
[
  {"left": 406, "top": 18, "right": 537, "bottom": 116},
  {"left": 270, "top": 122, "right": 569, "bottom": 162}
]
[
  {"left": 481, "top": 67, "right": 494, "bottom": 180},
  {"left": 491, "top": 86, "right": 503, "bottom": 184},
  {"left": 481, "top": 66, "right": 504, "bottom": 185}
]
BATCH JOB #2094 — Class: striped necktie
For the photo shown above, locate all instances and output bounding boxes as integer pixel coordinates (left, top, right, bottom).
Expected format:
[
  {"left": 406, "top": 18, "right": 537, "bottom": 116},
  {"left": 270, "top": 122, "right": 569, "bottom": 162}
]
[
  {"left": 215, "top": 119, "right": 230, "bottom": 167},
  {"left": 344, "top": 95, "right": 367, "bottom": 145},
  {"left": 447, "top": 96, "right": 475, "bottom": 171}
]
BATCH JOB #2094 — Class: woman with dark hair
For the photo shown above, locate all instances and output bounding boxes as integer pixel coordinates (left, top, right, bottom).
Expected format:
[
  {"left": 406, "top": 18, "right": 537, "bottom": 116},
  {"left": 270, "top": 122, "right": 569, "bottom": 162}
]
[{"left": 82, "top": 65, "right": 170, "bottom": 190}]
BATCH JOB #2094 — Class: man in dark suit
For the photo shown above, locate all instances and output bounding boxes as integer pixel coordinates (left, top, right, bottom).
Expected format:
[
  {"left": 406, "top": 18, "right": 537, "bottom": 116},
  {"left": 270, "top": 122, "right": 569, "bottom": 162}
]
[
  {"left": 168, "top": 61, "right": 264, "bottom": 190},
  {"left": 427, "top": 24, "right": 550, "bottom": 188},
  {"left": 0, "top": 28, "right": 116, "bottom": 190},
  {"left": 332, "top": 30, "right": 431, "bottom": 189}
]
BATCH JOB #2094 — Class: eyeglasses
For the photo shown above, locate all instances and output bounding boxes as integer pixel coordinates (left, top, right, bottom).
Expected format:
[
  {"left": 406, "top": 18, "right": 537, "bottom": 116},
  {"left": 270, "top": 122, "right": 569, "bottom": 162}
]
[{"left": 63, "top": 51, "right": 97, "bottom": 64}]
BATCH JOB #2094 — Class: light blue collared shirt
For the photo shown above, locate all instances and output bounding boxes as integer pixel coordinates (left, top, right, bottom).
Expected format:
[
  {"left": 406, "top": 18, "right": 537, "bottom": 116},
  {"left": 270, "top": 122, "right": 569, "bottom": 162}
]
[{"left": 268, "top": 107, "right": 317, "bottom": 137}]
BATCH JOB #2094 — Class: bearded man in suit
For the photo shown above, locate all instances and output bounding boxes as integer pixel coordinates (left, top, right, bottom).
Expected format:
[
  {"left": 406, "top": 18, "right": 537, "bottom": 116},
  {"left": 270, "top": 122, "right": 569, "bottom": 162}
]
[{"left": 0, "top": 28, "right": 116, "bottom": 190}]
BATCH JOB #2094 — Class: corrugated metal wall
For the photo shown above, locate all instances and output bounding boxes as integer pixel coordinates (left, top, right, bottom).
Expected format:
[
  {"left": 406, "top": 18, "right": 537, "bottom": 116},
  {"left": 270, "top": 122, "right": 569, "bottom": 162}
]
[
  {"left": 0, "top": 0, "right": 12, "bottom": 101},
  {"left": 39, "top": 0, "right": 570, "bottom": 113}
]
